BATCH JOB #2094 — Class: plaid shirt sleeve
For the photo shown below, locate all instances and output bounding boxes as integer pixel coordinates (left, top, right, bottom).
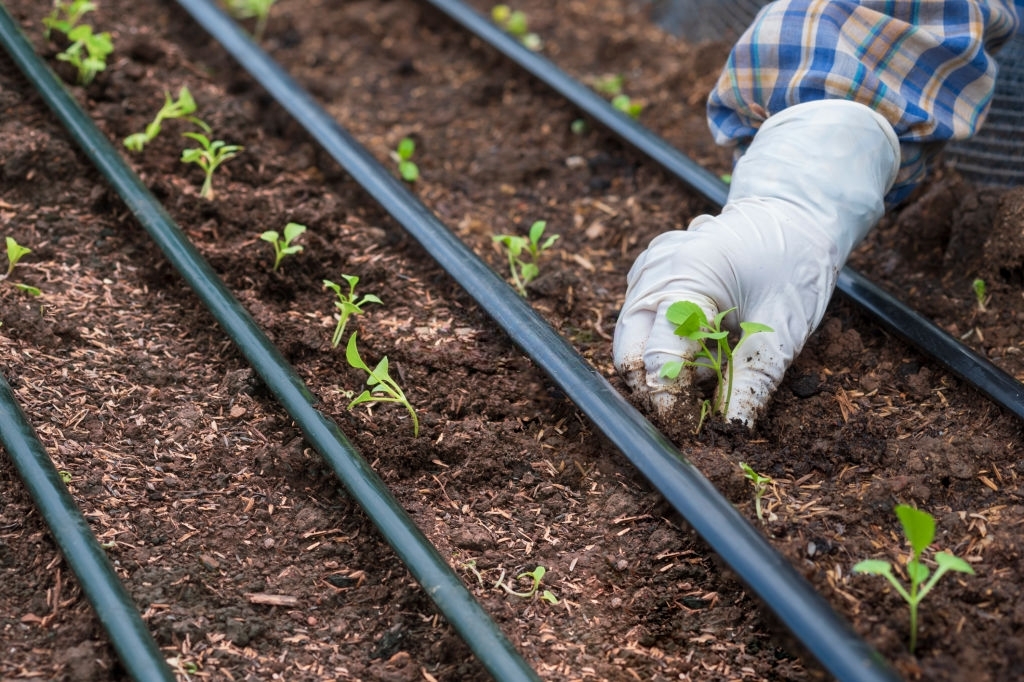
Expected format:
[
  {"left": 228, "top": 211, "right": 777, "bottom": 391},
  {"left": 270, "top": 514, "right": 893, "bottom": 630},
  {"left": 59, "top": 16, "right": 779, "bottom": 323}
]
[{"left": 708, "top": 0, "right": 1023, "bottom": 205}]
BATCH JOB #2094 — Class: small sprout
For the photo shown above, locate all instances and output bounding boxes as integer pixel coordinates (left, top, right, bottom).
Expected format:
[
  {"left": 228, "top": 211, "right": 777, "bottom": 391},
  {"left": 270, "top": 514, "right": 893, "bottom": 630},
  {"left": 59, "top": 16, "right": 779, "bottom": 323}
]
[
  {"left": 491, "top": 4, "right": 542, "bottom": 51},
  {"left": 323, "top": 274, "right": 382, "bottom": 347},
  {"left": 224, "top": 0, "right": 277, "bottom": 42},
  {"left": 492, "top": 220, "right": 559, "bottom": 297},
  {"left": 593, "top": 74, "right": 624, "bottom": 96},
  {"left": 495, "top": 565, "right": 558, "bottom": 603},
  {"left": 463, "top": 560, "right": 485, "bottom": 585},
  {"left": 720, "top": 173, "right": 732, "bottom": 184},
  {"left": 739, "top": 462, "right": 772, "bottom": 523},
  {"left": 659, "top": 301, "right": 773, "bottom": 418},
  {"left": 972, "top": 278, "right": 988, "bottom": 312},
  {"left": 390, "top": 137, "right": 419, "bottom": 183},
  {"left": 56, "top": 23, "right": 113, "bottom": 85},
  {"left": 570, "top": 118, "right": 588, "bottom": 135},
  {"left": 3, "top": 237, "right": 41, "bottom": 296},
  {"left": 58, "top": 470, "right": 73, "bottom": 484},
  {"left": 124, "top": 86, "right": 201, "bottom": 152},
  {"left": 180, "top": 132, "right": 243, "bottom": 200},
  {"left": 5, "top": 237, "right": 31, "bottom": 277},
  {"left": 853, "top": 504, "right": 975, "bottom": 654},
  {"left": 694, "top": 398, "right": 712, "bottom": 435},
  {"left": 345, "top": 333, "right": 419, "bottom": 437},
  {"left": 42, "top": 0, "right": 96, "bottom": 39},
  {"left": 260, "top": 222, "right": 306, "bottom": 271},
  {"left": 611, "top": 93, "right": 644, "bottom": 119}
]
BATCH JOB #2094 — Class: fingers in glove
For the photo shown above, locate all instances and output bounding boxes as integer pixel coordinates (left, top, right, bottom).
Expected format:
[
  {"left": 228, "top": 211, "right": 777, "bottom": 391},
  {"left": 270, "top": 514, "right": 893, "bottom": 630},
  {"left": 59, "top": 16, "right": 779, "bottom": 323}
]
[{"left": 722, "top": 331, "right": 787, "bottom": 426}]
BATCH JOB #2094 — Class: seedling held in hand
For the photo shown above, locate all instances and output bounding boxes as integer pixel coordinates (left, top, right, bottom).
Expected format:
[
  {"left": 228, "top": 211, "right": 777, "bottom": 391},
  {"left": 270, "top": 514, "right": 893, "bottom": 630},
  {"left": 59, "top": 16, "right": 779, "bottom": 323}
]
[
  {"left": 853, "top": 504, "right": 974, "bottom": 653},
  {"left": 180, "top": 131, "right": 243, "bottom": 200},
  {"left": 972, "top": 278, "right": 989, "bottom": 312},
  {"left": 3, "top": 237, "right": 41, "bottom": 296},
  {"left": 345, "top": 333, "right": 419, "bottom": 437},
  {"left": 225, "top": 0, "right": 277, "bottom": 42},
  {"left": 56, "top": 23, "right": 113, "bottom": 85},
  {"left": 659, "top": 301, "right": 773, "bottom": 418},
  {"left": 124, "top": 86, "right": 201, "bottom": 152},
  {"left": 491, "top": 4, "right": 542, "bottom": 51},
  {"left": 495, "top": 565, "right": 558, "bottom": 604},
  {"left": 261, "top": 222, "right": 306, "bottom": 271},
  {"left": 492, "top": 220, "right": 559, "bottom": 297},
  {"left": 390, "top": 137, "right": 419, "bottom": 182},
  {"left": 42, "top": 0, "right": 95, "bottom": 39},
  {"left": 323, "top": 275, "right": 382, "bottom": 347},
  {"left": 739, "top": 462, "right": 772, "bottom": 523}
]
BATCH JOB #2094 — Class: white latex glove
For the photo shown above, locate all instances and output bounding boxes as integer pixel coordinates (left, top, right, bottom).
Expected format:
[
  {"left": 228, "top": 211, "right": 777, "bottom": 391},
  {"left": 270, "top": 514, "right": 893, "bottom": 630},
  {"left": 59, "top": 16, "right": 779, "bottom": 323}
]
[{"left": 614, "top": 99, "right": 900, "bottom": 426}]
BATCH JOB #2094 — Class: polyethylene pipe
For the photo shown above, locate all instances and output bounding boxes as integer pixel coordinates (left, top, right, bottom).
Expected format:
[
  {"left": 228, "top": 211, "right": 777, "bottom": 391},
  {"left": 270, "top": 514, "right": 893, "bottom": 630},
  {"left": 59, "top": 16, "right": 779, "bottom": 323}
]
[
  {"left": 0, "top": 9, "right": 538, "bottom": 682},
  {"left": 425, "top": 0, "right": 1024, "bottom": 424},
  {"left": 0, "top": 373, "right": 176, "bottom": 682},
  {"left": 168, "top": 1, "right": 902, "bottom": 680}
]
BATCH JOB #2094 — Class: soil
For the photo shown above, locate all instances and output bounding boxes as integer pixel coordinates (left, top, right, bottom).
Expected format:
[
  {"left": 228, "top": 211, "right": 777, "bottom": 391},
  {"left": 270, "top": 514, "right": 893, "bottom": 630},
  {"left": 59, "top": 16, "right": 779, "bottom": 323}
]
[{"left": 2, "top": 0, "right": 1023, "bottom": 680}]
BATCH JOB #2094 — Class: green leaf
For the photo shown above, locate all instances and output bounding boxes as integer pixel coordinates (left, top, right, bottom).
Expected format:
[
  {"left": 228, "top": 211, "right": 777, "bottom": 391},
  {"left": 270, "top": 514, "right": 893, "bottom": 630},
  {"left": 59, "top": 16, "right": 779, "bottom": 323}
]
[
  {"left": 666, "top": 300, "right": 705, "bottom": 331},
  {"left": 935, "top": 552, "right": 975, "bottom": 575},
  {"left": 740, "top": 321, "right": 774, "bottom": 335},
  {"left": 895, "top": 504, "right": 935, "bottom": 559},
  {"left": 659, "top": 361, "right": 682, "bottom": 379},
  {"left": 260, "top": 230, "right": 279, "bottom": 243},
  {"left": 283, "top": 222, "right": 306, "bottom": 242},
  {"left": 529, "top": 220, "right": 546, "bottom": 244},
  {"left": 852, "top": 559, "right": 893, "bottom": 576},
  {"left": 345, "top": 333, "right": 369, "bottom": 372},
  {"left": 906, "top": 559, "right": 930, "bottom": 585},
  {"left": 397, "top": 137, "right": 415, "bottom": 160},
  {"left": 399, "top": 160, "right": 419, "bottom": 182}
]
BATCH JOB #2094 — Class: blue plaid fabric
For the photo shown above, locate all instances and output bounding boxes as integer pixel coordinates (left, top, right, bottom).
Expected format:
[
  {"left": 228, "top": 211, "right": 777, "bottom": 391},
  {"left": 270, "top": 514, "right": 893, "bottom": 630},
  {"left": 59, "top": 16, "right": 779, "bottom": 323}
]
[{"left": 708, "top": 1, "right": 1023, "bottom": 204}]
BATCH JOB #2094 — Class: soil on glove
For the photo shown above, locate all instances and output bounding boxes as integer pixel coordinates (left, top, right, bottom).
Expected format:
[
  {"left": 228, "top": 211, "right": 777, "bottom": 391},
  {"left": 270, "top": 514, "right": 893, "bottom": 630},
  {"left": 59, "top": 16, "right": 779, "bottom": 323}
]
[{"left": 2, "top": 0, "right": 1023, "bottom": 680}]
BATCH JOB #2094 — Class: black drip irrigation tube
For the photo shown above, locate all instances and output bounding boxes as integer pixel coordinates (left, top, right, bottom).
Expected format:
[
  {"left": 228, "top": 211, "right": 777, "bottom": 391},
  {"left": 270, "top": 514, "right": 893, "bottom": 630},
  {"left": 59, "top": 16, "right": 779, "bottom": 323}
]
[
  {"left": 170, "top": 1, "right": 902, "bottom": 680},
  {"left": 0, "top": 374, "right": 176, "bottom": 682},
  {"left": 425, "top": 0, "right": 1024, "bottom": 424},
  {"left": 0, "top": 8, "right": 539, "bottom": 682}
]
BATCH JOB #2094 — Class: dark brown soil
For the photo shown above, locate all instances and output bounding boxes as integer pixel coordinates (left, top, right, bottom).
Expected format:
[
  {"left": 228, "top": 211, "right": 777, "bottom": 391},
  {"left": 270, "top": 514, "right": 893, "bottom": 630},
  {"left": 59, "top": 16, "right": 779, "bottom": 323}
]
[{"left": 2, "top": 1, "right": 1023, "bottom": 680}]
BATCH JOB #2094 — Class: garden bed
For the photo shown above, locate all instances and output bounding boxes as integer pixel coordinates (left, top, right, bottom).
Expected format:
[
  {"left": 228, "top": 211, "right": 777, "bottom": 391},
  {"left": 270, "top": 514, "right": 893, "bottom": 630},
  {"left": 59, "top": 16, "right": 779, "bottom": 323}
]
[{"left": 2, "top": 0, "right": 1023, "bottom": 680}]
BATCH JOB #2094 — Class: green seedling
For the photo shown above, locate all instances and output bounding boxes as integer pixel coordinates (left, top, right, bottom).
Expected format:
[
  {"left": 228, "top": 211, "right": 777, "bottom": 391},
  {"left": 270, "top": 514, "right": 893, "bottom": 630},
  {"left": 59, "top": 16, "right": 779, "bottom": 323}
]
[
  {"left": 42, "top": 0, "right": 95, "bottom": 39},
  {"left": 390, "top": 137, "right": 419, "bottom": 182},
  {"left": 853, "top": 504, "right": 974, "bottom": 654},
  {"left": 972, "top": 278, "right": 988, "bottom": 312},
  {"left": 56, "top": 23, "right": 113, "bottom": 85},
  {"left": 612, "top": 93, "right": 644, "bottom": 119},
  {"left": 463, "top": 560, "right": 485, "bottom": 585},
  {"left": 323, "top": 275, "right": 382, "bottom": 348},
  {"left": 225, "top": 0, "right": 276, "bottom": 42},
  {"left": 492, "top": 220, "right": 559, "bottom": 297},
  {"left": 124, "top": 86, "right": 201, "bottom": 152},
  {"left": 491, "top": 4, "right": 542, "bottom": 50},
  {"left": 659, "top": 301, "right": 773, "bottom": 418},
  {"left": 260, "top": 222, "right": 306, "bottom": 271},
  {"left": 495, "top": 565, "right": 558, "bottom": 604},
  {"left": 3, "top": 237, "right": 42, "bottom": 297},
  {"left": 180, "top": 132, "right": 243, "bottom": 200},
  {"left": 594, "top": 73, "right": 624, "bottom": 96},
  {"left": 739, "top": 462, "right": 772, "bottom": 523},
  {"left": 570, "top": 118, "right": 588, "bottom": 135},
  {"left": 5, "top": 237, "right": 31, "bottom": 278},
  {"left": 345, "top": 332, "right": 419, "bottom": 437},
  {"left": 58, "top": 470, "right": 73, "bottom": 484}
]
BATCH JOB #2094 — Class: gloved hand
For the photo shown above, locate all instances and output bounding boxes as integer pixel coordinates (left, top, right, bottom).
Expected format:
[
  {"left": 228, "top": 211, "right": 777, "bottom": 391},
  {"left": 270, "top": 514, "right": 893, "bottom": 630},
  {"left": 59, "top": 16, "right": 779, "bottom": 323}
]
[{"left": 613, "top": 99, "right": 900, "bottom": 426}]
